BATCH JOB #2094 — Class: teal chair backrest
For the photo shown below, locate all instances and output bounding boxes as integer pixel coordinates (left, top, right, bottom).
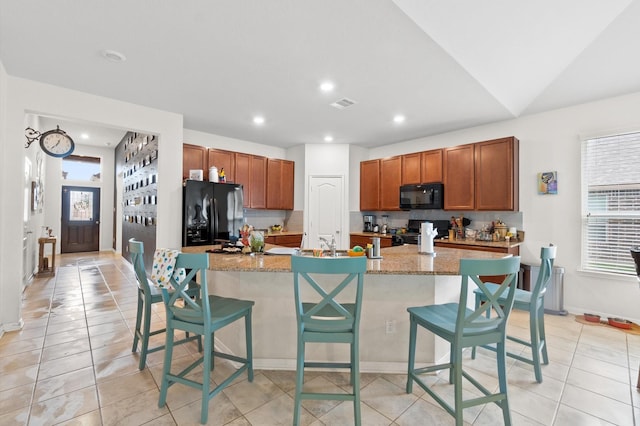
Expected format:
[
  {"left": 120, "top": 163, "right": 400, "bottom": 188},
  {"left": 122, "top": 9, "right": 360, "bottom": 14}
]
[
  {"left": 459, "top": 256, "right": 521, "bottom": 337},
  {"left": 161, "top": 253, "right": 209, "bottom": 325},
  {"left": 530, "top": 246, "right": 556, "bottom": 300},
  {"left": 129, "top": 238, "right": 151, "bottom": 292},
  {"left": 291, "top": 255, "right": 367, "bottom": 333}
]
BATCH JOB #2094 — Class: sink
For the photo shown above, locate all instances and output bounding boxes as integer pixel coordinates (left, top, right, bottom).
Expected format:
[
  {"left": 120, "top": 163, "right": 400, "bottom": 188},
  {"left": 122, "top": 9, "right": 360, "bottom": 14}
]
[{"left": 297, "top": 249, "right": 348, "bottom": 257}]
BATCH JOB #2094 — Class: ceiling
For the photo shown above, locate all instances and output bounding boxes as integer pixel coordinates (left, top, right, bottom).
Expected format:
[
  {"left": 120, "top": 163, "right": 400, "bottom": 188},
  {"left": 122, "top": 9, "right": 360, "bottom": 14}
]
[{"left": 2, "top": 0, "right": 640, "bottom": 149}]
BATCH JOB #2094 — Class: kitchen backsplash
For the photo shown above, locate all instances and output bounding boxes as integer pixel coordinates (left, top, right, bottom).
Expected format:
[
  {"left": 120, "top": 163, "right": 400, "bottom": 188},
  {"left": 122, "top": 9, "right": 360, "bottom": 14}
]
[
  {"left": 244, "top": 209, "right": 303, "bottom": 232},
  {"left": 245, "top": 208, "right": 523, "bottom": 236}
]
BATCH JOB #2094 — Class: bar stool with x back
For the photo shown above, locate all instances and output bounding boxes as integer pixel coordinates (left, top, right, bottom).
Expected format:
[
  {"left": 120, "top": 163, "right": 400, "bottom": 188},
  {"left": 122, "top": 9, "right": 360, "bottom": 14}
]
[{"left": 291, "top": 254, "right": 367, "bottom": 426}]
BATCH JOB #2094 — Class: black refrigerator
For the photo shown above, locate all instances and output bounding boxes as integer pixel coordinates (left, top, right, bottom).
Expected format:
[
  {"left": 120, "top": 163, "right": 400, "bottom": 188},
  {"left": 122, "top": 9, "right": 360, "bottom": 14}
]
[{"left": 182, "top": 181, "right": 244, "bottom": 246}]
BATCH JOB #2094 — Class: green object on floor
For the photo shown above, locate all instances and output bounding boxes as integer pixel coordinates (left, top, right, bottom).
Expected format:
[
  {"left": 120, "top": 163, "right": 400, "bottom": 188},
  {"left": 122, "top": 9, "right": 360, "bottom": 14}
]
[
  {"left": 406, "top": 256, "right": 521, "bottom": 426},
  {"left": 128, "top": 239, "right": 201, "bottom": 370},
  {"left": 291, "top": 255, "right": 367, "bottom": 426},
  {"left": 157, "top": 252, "right": 254, "bottom": 425},
  {"left": 472, "top": 245, "right": 557, "bottom": 383}
]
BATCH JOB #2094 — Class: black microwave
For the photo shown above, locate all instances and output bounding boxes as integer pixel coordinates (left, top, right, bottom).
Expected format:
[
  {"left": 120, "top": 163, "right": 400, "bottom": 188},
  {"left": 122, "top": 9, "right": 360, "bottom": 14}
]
[{"left": 399, "top": 183, "right": 444, "bottom": 210}]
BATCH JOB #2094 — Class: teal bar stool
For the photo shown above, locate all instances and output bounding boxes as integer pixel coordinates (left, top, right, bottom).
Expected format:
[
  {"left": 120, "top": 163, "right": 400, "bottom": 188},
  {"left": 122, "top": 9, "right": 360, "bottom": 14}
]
[
  {"left": 129, "top": 239, "right": 200, "bottom": 370},
  {"left": 406, "top": 256, "right": 521, "bottom": 426},
  {"left": 157, "top": 252, "right": 254, "bottom": 425},
  {"left": 472, "top": 245, "right": 557, "bottom": 383},
  {"left": 291, "top": 255, "right": 367, "bottom": 426}
]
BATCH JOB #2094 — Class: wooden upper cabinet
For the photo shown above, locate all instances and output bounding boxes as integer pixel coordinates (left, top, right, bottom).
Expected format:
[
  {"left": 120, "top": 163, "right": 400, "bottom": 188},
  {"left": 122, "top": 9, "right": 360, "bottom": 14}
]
[
  {"left": 182, "top": 143, "right": 207, "bottom": 181},
  {"left": 360, "top": 159, "right": 380, "bottom": 211},
  {"left": 281, "top": 160, "right": 295, "bottom": 210},
  {"left": 421, "top": 149, "right": 443, "bottom": 183},
  {"left": 401, "top": 153, "right": 422, "bottom": 184},
  {"left": 475, "top": 137, "right": 519, "bottom": 211},
  {"left": 443, "top": 144, "right": 475, "bottom": 210},
  {"left": 249, "top": 155, "right": 267, "bottom": 209},
  {"left": 380, "top": 156, "right": 402, "bottom": 211},
  {"left": 266, "top": 158, "right": 295, "bottom": 210},
  {"left": 235, "top": 153, "right": 251, "bottom": 207},
  {"left": 208, "top": 148, "right": 236, "bottom": 183}
]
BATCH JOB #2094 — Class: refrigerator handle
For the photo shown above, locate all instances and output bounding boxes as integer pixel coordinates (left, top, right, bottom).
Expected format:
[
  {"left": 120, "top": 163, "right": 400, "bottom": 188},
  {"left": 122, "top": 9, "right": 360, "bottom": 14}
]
[{"left": 212, "top": 197, "right": 219, "bottom": 242}]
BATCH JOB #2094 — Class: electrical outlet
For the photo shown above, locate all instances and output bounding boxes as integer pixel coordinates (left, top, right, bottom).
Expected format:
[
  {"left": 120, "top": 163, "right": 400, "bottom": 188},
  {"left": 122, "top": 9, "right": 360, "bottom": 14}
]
[{"left": 385, "top": 319, "right": 396, "bottom": 334}]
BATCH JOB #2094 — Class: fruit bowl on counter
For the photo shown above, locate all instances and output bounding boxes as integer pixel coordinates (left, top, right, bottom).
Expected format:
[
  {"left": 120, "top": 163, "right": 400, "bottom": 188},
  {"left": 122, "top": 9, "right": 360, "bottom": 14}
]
[{"left": 270, "top": 225, "right": 283, "bottom": 232}]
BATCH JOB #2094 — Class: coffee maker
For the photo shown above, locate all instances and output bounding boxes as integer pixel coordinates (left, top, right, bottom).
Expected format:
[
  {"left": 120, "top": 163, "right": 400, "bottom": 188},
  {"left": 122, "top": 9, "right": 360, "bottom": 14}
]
[{"left": 363, "top": 215, "right": 376, "bottom": 232}]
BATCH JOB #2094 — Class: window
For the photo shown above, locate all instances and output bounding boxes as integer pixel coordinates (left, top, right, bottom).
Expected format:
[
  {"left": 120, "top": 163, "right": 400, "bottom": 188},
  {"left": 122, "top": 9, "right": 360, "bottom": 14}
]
[
  {"left": 62, "top": 155, "right": 101, "bottom": 181},
  {"left": 582, "top": 132, "right": 640, "bottom": 275}
]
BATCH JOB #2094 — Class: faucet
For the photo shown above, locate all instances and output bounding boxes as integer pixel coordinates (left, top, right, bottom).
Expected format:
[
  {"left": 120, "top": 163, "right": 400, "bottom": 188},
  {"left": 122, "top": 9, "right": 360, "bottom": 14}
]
[{"left": 319, "top": 235, "right": 337, "bottom": 257}]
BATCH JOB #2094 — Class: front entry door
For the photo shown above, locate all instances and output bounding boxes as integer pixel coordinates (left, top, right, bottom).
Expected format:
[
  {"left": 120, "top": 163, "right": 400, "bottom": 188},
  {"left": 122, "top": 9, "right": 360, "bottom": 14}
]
[{"left": 61, "top": 186, "right": 100, "bottom": 253}]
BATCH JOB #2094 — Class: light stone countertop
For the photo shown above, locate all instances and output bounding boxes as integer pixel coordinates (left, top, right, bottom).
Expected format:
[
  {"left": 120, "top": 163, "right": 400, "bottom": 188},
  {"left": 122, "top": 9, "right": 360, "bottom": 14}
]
[
  {"left": 182, "top": 243, "right": 510, "bottom": 275},
  {"left": 434, "top": 238, "right": 521, "bottom": 249}
]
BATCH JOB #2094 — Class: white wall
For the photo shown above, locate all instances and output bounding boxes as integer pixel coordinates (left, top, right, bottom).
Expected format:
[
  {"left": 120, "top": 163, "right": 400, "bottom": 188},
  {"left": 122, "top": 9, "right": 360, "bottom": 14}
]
[
  {"left": 356, "top": 91, "right": 640, "bottom": 322},
  {"left": 304, "top": 144, "right": 351, "bottom": 249},
  {"left": 0, "top": 75, "right": 184, "bottom": 333}
]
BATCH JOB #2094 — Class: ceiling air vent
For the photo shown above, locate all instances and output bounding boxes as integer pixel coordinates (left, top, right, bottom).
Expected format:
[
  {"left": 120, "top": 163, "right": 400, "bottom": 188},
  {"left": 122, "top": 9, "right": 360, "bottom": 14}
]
[{"left": 330, "top": 98, "right": 357, "bottom": 110}]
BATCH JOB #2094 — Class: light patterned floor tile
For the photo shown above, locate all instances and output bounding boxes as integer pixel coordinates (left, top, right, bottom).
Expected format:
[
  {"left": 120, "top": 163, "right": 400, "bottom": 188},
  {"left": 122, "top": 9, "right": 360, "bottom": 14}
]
[{"left": 561, "top": 383, "right": 634, "bottom": 425}]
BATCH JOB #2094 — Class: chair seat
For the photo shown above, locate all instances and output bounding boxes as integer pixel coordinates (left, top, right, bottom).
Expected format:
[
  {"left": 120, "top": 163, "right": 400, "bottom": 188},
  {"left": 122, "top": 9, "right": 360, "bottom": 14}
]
[
  {"left": 302, "top": 302, "right": 357, "bottom": 333},
  {"left": 408, "top": 303, "right": 503, "bottom": 337},
  {"left": 171, "top": 295, "right": 254, "bottom": 324}
]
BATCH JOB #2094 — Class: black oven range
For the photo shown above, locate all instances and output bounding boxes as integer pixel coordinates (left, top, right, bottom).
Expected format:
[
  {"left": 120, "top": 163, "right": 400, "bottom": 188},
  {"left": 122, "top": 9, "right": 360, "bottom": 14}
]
[{"left": 397, "top": 219, "right": 450, "bottom": 245}]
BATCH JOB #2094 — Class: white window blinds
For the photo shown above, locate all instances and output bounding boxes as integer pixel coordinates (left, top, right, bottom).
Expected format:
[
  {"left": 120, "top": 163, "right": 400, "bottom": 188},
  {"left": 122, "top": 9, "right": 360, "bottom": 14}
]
[{"left": 582, "top": 132, "right": 640, "bottom": 275}]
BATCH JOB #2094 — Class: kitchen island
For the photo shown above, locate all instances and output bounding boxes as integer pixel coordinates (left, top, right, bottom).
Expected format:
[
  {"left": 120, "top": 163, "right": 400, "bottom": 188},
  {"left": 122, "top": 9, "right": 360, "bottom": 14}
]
[{"left": 182, "top": 244, "right": 510, "bottom": 373}]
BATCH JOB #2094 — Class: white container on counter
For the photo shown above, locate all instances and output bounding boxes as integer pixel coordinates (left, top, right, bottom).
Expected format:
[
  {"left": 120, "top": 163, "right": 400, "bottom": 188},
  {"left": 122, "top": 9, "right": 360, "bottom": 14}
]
[{"left": 209, "top": 166, "right": 219, "bottom": 182}]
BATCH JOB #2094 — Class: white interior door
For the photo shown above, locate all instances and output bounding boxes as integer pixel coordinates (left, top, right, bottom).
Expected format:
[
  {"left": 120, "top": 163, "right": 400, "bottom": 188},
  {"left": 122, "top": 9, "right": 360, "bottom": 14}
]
[{"left": 308, "top": 176, "right": 345, "bottom": 250}]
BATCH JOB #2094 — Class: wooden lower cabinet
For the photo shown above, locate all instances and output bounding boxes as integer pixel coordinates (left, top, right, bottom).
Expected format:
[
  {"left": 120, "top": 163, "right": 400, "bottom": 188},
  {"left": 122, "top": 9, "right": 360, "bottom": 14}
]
[
  {"left": 434, "top": 241, "right": 519, "bottom": 256},
  {"left": 265, "top": 234, "right": 303, "bottom": 247},
  {"left": 350, "top": 234, "right": 392, "bottom": 249}
]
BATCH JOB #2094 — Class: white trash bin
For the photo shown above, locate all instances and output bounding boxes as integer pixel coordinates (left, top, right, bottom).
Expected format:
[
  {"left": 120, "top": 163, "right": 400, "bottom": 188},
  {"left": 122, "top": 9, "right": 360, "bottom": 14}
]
[{"left": 530, "top": 265, "right": 567, "bottom": 315}]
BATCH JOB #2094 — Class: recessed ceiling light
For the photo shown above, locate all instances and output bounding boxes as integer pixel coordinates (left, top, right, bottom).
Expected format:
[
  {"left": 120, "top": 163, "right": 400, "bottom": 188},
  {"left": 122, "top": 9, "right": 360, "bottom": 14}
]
[
  {"left": 324, "top": 135, "right": 334, "bottom": 143},
  {"left": 253, "top": 116, "right": 265, "bottom": 125},
  {"left": 320, "top": 81, "right": 335, "bottom": 92},
  {"left": 393, "top": 115, "right": 406, "bottom": 124},
  {"left": 80, "top": 133, "right": 89, "bottom": 140},
  {"left": 101, "top": 49, "right": 127, "bottom": 62}
]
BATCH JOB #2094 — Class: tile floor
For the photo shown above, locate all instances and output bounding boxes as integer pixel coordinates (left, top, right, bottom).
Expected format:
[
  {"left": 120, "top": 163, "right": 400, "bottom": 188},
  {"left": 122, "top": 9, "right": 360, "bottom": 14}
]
[{"left": 1, "top": 251, "right": 639, "bottom": 425}]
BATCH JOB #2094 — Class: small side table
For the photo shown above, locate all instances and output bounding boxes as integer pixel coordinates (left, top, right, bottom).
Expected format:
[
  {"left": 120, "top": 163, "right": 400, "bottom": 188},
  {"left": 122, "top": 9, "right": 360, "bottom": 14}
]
[{"left": 37, "top": 237, "right": 57, "bottom": 277}]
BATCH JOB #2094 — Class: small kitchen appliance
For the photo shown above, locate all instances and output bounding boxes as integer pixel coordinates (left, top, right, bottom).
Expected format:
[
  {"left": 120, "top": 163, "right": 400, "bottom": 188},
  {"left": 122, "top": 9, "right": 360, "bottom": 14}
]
[
  {"left": 363, "top": 215, "right": 376, "bottom": 232},
  {"left": 399, "top": 183, "right": 444, "bottom": 210}
]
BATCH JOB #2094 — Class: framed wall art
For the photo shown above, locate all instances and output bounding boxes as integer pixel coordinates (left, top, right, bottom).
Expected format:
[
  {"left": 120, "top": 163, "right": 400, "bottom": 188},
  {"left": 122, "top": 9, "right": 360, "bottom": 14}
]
[{"left": 538, "top": 171, "right": 558, "bottom": 194}]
